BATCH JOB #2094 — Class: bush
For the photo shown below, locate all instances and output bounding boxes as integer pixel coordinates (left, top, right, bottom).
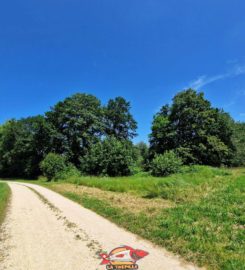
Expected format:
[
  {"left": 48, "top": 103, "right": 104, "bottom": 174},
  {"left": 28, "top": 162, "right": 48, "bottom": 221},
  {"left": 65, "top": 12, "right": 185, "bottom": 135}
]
[
  {"left": 151, "top": 151, "right": 182, "bottom": 177},
  {"left": 55, "top": 163, "right": 81, "bottom": 180},
  {"left": 40, "top": 153, "right": 67, "bottom": 181},
  {"left": 80, "top": 137, "right": 135, "bottom": 176}
]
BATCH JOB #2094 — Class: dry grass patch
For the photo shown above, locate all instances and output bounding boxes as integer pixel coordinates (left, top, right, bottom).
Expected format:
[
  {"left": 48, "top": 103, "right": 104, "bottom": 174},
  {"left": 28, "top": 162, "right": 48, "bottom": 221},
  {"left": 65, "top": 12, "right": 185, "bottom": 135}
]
[{"left": 49, "top": 183, "right": 174, "bottom": 215}]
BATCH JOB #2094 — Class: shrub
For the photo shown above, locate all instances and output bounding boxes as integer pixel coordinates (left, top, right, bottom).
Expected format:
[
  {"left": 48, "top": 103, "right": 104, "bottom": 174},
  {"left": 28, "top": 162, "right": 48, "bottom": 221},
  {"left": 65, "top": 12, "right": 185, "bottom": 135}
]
[
  {"left": 40, "top": 153, "right": 67, "bottom": 181},
  {"left": 80, "top": 137, "right": 135, "bottom": 176},
  {"left": 151, "top": 151, "right": 182, "bottom": 177},
  {"left": 55, "top": 163, "right": 81, "bottom": 180}
]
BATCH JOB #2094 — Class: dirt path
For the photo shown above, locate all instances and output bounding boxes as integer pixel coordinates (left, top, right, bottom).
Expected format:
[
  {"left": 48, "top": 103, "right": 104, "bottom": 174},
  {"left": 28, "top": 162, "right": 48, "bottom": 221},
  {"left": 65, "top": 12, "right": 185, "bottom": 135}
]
[{"left": 0, "top": 182, "right": 201, "bottom": 270}]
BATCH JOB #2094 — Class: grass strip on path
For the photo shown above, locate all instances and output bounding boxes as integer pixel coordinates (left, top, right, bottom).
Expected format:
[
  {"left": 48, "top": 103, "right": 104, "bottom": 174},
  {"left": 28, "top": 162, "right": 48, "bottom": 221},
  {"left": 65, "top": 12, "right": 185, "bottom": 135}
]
[{"left": 0, "top": 183, "right": 11, "bottom": 226}]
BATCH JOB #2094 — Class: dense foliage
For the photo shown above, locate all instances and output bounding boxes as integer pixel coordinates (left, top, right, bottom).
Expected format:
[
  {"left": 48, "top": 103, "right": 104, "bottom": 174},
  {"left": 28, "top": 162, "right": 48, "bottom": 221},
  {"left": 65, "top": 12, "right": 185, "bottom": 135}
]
[
  {"left": 40, "top": 153, "right": 67, "bottom": 181},
  {"left": 150, "top": 89, "right": 235, "bottom": 166},
  {"left": 104, "top": 97, "right": 137, "bottom": 140},
  {"left": 46, "top": 93, "right": 104, "bottom": 166},
  {"left": 232, "top": 122, "right": 245, "bottom": 166},
  {"left": 80, "top": 136, "right": 135, "bottom": 176},
  {"left": 0, "top": 116, "right": 52, "bottom": 178},
  {"left": 0, "top": 90, "right": 243, "bottom": 179},
  {"left": 0, "top": 93, "right": 137, "bottom": 178},
  {"left": 134, "top": 142, "right": 150, "bottom": 170},
  {"left": 151, "top": 151, "right": 182, "bottom": 176}
]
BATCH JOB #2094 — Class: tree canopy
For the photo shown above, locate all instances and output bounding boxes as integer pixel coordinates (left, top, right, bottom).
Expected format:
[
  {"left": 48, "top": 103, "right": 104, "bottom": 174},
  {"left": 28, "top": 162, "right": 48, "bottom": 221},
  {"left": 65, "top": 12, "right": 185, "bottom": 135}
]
[
  {"left": 0, "top": 90, "right": 243, "bottom": 179},
  {"left": 104, "top": 97, "right": 137, "bottom": 140},
  {"left": 0, "top": 93, "right": 137, "bottom": 178},
  {"left": 149, "top": 89, "right": 235, "bottom": 166},
  {"left": 46, "top": 93, "right": 104, "bottom": 166},
  {"left": 0, "top": 116, "right": 52, "bottom": 178},
  {"left": 80, "top": 136, "right": 135, "bottom": 176}
]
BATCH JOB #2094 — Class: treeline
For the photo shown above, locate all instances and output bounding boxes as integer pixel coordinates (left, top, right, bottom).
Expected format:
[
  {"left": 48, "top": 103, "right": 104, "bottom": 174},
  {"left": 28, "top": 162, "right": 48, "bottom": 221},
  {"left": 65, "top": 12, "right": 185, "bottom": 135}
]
[{"left": 0, "top": 89, "right": 244, "bottom": 179}]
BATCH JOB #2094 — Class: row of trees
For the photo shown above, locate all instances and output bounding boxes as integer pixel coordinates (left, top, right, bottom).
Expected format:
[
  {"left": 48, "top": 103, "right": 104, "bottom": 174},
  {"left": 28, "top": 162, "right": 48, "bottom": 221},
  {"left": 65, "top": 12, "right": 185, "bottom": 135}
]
[
  {"left": 0, "top": 90, "right": 244, "bottom": 178},
  {"left": 0, "top": 94, "right": 137, "bottom": 178}
]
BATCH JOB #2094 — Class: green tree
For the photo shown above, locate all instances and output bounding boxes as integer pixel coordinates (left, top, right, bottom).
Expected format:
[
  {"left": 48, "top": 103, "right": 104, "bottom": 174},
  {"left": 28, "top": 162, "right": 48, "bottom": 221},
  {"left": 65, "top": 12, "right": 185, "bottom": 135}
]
[
  {"left": 104, "top": 97, "right": 137, "bottom": 140},
  {"left": 80, "top": 136, "right": 135, "bottom": 176},
  {"left": 232, "top": 122, "right": 245, "bottom": 166},
  {"left": 135, "top": 142, "right": 149, "bottom": 170},
  {"left": 149, "top": 89, "right": 235, "bottom": 166},
  {"left": 0, "top": 116, "right": 52, "bottom": 178},
  {"left": 46, "top": 93, "right": 104, "bottom": 166}
]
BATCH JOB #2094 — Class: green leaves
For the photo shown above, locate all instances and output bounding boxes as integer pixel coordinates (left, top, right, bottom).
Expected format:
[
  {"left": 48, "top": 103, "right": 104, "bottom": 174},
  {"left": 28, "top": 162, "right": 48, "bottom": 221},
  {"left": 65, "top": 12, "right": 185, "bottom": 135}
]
[
  {"left": 40, "top": 153, "right": 67, "bottom": 181},
  {"left": 45, "top": 94, "right": 137, "bottom": 167},
  {"left": 0, "top": 93, "right": 138, "bottom": 178},
  {"left": 46, "top": 93, "right": 104, "bottom": 165},
  {"left": 150, "top": 89, "right": 235, "bottom": 166},
  {"left": 232, "top": 122, "right": 245, "bottom": 166},
  {"left": 0, "top": 116, "right": 52, "bottom": 178},
  {"left": 151, "top": 151, "right": 182, "bottom": 177},
  {"left": 104, "top": 96, "right": 137, "bottom": 140},
  {"left": 80, "top": 136, "right": 135, "bottom": 176}
]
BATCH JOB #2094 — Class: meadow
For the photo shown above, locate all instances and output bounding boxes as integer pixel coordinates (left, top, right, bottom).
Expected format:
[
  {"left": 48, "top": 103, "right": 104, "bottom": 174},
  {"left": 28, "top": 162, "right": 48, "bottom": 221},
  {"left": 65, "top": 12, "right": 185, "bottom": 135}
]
[{"left": 34, "top": 166, "right": 245, "bottom": 270}]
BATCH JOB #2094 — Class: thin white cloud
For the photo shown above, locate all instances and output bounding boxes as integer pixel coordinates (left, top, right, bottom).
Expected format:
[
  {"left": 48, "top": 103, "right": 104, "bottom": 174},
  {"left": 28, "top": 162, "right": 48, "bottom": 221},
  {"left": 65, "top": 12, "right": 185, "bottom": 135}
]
[
  {"left": 223, "top": 89, "right": 245, "bottom": 109},
  {"left": 224, "top": 99, "right": 236, "bottom": 109},
  {"left": 189, "top": 74, "right": 226, "bottom": 90},
  {"left": 234, "top": 65, "right": 245, "bottom": 76},
  {"left": 188, "top": 64, "right": 245, "bottom": 90}
]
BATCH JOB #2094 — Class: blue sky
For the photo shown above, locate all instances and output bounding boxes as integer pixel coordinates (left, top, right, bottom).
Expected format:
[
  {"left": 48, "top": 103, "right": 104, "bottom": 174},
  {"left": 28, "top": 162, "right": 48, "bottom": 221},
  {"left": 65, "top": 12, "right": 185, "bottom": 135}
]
[{"left": 0, "top": 0, "right": 245, "bottom": 142}]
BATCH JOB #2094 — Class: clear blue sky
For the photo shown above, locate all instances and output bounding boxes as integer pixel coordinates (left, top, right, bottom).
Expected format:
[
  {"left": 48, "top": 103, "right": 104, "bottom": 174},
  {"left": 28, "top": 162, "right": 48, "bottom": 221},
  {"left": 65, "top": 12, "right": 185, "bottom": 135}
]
[{"left": 0, "top": 0, "right": 245, "bottom": 142}]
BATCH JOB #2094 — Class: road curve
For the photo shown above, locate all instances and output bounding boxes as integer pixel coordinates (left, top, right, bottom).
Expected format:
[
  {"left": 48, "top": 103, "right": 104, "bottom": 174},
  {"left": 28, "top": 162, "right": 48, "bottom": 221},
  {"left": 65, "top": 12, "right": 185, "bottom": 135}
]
[{"left": 0, "top": 182, "right": 201, "bottom": 270}]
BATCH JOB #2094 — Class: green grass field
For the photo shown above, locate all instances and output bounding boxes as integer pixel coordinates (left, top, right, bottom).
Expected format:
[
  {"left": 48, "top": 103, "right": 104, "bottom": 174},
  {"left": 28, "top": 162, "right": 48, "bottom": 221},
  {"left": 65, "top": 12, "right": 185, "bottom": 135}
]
[
  {"left": 20, "top": 166, "right": 245, "bottom": 270},
  {"left": 55, "top": 166, "right": 234, "bottom": 202},
  {"left": 0, "top": 183, "right": 10, "bottom": 226}
]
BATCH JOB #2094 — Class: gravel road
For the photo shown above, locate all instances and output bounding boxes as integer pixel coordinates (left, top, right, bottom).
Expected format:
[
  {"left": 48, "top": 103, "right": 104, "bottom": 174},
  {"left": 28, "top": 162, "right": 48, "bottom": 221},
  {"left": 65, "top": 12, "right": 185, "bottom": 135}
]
[{"left": 0, "top": 182, "right": 201, "bottom": 270}]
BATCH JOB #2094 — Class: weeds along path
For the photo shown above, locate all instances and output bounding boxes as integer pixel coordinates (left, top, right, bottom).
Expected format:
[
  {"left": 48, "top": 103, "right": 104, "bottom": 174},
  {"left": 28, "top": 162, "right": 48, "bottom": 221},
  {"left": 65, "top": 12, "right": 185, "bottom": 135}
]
[{"left": 0, "top": 182, "right": 201, "bottom": 270}]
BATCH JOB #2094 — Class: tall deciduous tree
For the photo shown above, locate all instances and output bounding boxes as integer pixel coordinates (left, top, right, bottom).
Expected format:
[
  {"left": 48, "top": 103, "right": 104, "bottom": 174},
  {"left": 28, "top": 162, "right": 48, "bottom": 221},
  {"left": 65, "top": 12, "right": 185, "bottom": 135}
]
[
  {"left": 149, "top": 89, "right": 235, "bottom": 166},
  {"left": 80, "top": 136, "right": 135, "bottom": 176},
  {"left": 0, "top": 116, "right": 52, "bottom": 178},
  {"left": 104, "top": 97, "right": 137, "bottom": 140},
  {"left": 46, "top": 93, "right": 104, "bottom": 165}
]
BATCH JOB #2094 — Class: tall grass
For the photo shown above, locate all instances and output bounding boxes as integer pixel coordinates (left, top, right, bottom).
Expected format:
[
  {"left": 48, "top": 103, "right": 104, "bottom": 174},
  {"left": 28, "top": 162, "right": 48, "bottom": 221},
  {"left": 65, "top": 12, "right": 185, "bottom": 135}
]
[
  {"left": 40, "top": 166, "right": 245, "bottom": 270},
  {"left": 0, "top": 183, "right": 10, "bottom": 226},
  {"left": 65, "top": 166, "right": 231, "bottom": 202}
]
